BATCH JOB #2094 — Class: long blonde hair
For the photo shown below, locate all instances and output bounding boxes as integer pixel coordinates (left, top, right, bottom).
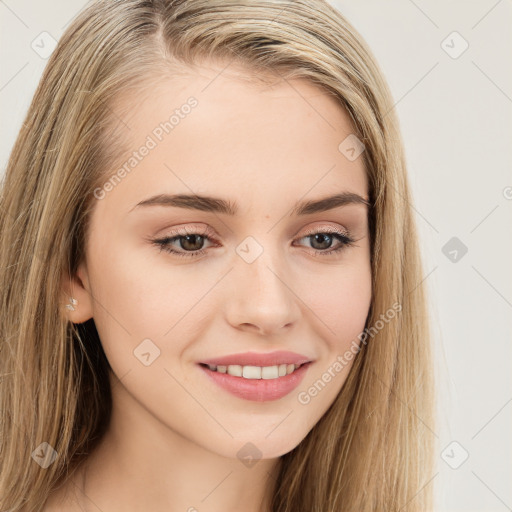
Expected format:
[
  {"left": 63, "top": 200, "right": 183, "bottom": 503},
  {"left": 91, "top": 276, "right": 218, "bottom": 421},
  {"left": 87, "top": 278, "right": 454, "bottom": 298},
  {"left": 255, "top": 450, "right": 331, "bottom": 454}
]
[{"left": 0, "top": 1, "right": 436, "bottom": 510}]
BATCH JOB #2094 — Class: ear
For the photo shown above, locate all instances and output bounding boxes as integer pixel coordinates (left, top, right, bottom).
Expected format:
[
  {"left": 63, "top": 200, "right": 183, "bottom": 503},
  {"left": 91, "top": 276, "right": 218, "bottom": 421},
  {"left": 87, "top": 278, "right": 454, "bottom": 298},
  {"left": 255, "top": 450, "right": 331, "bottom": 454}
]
[{"left": 60, "top": 261, "right": 94, "bottom": 324}]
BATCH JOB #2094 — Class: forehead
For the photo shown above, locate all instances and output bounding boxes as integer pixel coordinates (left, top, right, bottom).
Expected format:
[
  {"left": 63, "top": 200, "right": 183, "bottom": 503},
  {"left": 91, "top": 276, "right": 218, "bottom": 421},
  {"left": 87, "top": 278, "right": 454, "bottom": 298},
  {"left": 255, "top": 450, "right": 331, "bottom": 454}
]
[{"left": 97, "top": 62, "right": 368, "bottom": 217}]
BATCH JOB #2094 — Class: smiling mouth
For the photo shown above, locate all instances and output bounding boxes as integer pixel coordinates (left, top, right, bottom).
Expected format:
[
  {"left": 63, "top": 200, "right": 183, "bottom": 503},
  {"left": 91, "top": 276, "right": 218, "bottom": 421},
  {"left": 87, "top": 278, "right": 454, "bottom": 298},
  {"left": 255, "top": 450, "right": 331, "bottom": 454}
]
[{"left": 198, "top": 362, "right": 309, "bottom": 380}]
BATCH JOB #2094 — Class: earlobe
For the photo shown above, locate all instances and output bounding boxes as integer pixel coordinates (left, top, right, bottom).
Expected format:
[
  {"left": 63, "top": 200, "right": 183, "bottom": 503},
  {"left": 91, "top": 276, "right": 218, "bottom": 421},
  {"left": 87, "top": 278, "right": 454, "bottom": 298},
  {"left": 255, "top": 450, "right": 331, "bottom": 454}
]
[{"left": 60, "top": 263, "right": 94, "bottom": 323}]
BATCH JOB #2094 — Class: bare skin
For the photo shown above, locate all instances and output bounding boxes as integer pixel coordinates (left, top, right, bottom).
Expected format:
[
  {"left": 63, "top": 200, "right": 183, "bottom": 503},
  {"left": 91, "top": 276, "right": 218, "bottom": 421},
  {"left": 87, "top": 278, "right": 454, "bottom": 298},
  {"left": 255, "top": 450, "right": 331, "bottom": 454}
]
[{"left": 47, "top": 60, "right": 372, "bottom": 511}]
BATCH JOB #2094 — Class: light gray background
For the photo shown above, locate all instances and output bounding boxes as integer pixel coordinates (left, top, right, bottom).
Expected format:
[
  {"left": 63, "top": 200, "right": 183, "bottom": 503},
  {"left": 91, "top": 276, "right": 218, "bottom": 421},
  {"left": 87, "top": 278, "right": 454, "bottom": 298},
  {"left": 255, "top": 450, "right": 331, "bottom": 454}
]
[{"left": 1, "top": 1, "right": 511, "bottom": 511}]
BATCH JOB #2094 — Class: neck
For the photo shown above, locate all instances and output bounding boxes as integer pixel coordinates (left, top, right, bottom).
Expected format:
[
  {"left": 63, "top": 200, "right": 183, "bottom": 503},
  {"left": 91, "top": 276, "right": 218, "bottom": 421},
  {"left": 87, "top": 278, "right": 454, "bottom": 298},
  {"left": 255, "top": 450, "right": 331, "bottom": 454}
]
[{"left": 73, "top": 375, "right": 281, "bottom": 512}]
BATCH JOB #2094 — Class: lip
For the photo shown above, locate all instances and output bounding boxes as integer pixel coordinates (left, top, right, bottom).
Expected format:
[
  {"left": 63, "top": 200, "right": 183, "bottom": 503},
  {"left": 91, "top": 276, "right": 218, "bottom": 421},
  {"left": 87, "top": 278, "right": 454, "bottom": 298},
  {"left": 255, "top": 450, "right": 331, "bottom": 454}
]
[
  {"left": 199, "top": 350, "right": 312, "bottom": 367},
  {"left": 198, "top": 361, "right": 312, "bottom": 402}
]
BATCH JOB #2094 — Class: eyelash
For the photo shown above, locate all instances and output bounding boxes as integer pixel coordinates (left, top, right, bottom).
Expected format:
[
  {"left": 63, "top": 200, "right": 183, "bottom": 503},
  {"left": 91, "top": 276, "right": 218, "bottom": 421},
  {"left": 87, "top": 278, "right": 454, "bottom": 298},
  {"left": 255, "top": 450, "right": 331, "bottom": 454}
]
[{"left": 150, "top": 225, "right": 355, "bottom": 260}]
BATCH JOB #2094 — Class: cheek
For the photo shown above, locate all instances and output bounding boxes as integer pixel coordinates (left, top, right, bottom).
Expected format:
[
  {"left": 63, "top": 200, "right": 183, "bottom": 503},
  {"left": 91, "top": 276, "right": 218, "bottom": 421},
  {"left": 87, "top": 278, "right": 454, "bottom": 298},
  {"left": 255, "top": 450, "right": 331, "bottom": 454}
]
[
  {"left": 89, "top": 244, "right": 195, "bottom": 332},
  {"left": 301, "top": 260, "right": 372, "bottom": 349},
  {"left": 85, "top": 247, "right": 176, "bottom": 367},
  {"left": 292, "top": 264, "right": 371, "bottom": 424},
  {"left": 87, "top": 242, "right": 219, "bottom": 376}
]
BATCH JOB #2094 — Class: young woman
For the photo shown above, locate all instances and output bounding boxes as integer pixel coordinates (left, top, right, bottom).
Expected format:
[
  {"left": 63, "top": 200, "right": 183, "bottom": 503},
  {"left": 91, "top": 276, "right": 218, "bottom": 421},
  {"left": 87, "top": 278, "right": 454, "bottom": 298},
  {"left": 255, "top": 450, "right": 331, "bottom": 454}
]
[{"left": 0, "top": 0, "right": 436, "bottom": 510}]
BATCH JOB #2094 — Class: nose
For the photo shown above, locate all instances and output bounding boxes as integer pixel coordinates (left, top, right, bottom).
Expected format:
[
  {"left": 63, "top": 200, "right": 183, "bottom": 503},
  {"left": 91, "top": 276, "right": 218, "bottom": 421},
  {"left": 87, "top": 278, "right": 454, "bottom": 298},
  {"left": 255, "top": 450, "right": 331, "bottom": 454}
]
[{"left": 224, "top": 247, "right": 301, "bottom": 336}]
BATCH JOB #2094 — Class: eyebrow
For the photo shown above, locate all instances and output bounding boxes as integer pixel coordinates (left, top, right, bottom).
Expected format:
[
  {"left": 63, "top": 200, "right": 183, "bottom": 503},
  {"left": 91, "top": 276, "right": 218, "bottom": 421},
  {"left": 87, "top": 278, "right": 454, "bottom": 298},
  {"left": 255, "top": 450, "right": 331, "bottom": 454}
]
[{"left": 129, "top": 191, "right": 371, "bottom": 216}]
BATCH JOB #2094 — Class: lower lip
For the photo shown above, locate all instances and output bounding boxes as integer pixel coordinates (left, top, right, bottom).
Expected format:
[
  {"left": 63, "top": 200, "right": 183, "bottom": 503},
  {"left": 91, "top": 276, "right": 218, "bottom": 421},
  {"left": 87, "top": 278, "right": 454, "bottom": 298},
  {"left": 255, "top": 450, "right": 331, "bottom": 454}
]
[{"left": 198, "top": 363, "right": 311, "bottom": 402}]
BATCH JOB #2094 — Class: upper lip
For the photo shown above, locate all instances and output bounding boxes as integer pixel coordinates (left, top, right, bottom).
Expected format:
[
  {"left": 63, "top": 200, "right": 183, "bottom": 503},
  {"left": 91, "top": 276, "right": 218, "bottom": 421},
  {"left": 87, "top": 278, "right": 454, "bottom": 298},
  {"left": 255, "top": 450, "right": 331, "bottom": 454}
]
[{"left": 199, "top": 350, "right": 313, "bottom": 367}]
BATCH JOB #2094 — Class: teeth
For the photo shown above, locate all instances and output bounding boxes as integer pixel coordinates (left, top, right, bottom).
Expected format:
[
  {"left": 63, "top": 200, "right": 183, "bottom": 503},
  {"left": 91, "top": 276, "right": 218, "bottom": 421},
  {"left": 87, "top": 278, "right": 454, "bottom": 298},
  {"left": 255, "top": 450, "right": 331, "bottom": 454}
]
[
  {"left": 243, "top": 366, "right": 261, "bottom": 379},
  {"left": 261, "top": 366, "right": 278, "bottom": 379},
  {"left": 206, "top": 363, "right": 302, "bottom": 379},
  {"left": 227, "top": 365, "right": 242, "bottom": 377}
]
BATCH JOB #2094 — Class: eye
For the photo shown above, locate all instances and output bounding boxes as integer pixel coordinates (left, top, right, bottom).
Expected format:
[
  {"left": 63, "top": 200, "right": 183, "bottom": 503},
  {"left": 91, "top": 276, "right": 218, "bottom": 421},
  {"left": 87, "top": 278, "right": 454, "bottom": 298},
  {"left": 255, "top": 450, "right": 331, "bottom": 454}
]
[
  {"left": 293, "top": 226, "right": 355, "bottom": 256},
  {"left": 149, "top": 225, "right": 355, "bottom": 259},
  {"left": 150, "top": 225, "right": 218, "bottom": 259}
]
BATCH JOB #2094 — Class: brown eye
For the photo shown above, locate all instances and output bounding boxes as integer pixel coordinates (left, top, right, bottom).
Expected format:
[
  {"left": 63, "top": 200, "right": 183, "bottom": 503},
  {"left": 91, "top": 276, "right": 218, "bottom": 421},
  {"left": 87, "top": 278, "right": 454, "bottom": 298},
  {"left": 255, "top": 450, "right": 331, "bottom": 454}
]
[
  {"left": 178, "top": 234, "right": 206, "bottom": 251},
  {"left": 151, "top": 226, "right": 218, "bottom": 259}
]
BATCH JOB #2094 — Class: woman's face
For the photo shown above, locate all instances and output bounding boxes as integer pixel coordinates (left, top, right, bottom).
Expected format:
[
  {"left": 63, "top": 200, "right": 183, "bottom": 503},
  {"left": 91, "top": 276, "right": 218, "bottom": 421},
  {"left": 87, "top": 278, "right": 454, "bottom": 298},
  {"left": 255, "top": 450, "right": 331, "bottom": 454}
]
[{"left": 71, "top": 62, "right": 372, "bottom": 460}]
